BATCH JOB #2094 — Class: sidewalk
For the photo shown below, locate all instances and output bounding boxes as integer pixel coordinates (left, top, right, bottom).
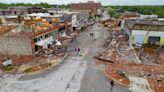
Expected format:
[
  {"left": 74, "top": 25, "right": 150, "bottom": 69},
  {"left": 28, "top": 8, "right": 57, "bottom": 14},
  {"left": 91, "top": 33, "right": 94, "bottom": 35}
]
[
  {"left": 2, "top": 56, "right": 85, "bottom": 92},
  {"left": 0, "top": 74, "right": 20, "bottom": 91},
  {"left": 18, "top": 52, "right": 68, "bottom": 76}
]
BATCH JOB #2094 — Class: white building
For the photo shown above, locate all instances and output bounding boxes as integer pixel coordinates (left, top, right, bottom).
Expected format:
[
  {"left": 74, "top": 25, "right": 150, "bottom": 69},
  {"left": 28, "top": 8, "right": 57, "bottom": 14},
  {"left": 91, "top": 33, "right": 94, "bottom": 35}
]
[{"left": 130, "top": 21, "right": 164, "bottom": 45}]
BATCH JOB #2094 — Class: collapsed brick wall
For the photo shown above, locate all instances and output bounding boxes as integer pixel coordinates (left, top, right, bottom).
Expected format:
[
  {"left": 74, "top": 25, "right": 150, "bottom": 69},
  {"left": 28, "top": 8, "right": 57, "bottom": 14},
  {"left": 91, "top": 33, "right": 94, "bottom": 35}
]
[{"left": 0, "top": 36, "right": 33, "bottom": 55}]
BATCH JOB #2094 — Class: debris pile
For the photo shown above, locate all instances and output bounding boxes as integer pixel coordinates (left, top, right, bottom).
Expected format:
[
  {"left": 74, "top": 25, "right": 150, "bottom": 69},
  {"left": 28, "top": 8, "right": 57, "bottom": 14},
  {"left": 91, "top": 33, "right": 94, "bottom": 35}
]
[
  {"left": 106, "top": 61, "right": 164, "bottom": 77},
  {"left": 96, "top": 22, "right": 164, "bottom": 92},
  {"left": 148, "top": 78, "right": 164, "bottom": 92}
]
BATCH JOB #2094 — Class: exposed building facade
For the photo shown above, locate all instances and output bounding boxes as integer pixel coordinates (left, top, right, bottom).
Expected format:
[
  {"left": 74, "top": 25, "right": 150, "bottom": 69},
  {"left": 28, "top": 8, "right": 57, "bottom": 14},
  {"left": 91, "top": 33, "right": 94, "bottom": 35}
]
[
  {"left": 130, "top": 21, "right": 164, "bottom": 45},
  {"left": 0, "top": 25, "right": 33, "bottom": 55},
  {"left": 70, "top": 1, "right": 101, "bottom": 17}
]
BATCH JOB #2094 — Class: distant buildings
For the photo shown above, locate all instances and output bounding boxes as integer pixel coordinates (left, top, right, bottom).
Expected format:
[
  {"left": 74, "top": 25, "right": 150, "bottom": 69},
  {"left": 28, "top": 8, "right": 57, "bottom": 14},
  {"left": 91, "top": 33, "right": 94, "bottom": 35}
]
[
  {"left": 118, "top": 12, "right": 140, "bottom": 28},
  {"left": 140, "top": 15, "right": 158, "bottom": 21},
  {"left": 70, "top": 1, "right": 102, "bottom": 17},
  {"left": 0, "top": 6, "right": 45, "bottom": 16},
  {"left": 70, "top": 1, "right": 101, "bottom": 30},
  {"left": 47, "top": 8, "right": 62, "bottom": 14},
  {"left": 120, "top": 12, "right": 140, "bottom": 19}
]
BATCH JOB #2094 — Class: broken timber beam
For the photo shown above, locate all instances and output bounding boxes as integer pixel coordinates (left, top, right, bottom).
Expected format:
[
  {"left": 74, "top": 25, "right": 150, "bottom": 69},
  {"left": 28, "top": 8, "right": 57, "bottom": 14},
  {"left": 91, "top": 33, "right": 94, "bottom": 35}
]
[{"left": 95, "top": 56, "right": 114, "bottom": 63}]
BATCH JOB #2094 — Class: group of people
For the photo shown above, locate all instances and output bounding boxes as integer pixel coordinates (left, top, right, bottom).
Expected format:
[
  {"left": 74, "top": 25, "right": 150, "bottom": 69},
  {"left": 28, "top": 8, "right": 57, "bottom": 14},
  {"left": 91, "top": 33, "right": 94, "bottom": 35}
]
[{"left": 90, "top": 33, "right": 94, "bottom": 37}]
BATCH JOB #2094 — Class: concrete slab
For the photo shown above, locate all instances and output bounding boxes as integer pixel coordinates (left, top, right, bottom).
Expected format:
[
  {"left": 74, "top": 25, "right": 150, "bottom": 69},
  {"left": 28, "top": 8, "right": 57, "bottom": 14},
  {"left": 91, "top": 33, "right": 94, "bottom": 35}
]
[{"left": 128, "top": 76, "right": 153, "bottom": 92}]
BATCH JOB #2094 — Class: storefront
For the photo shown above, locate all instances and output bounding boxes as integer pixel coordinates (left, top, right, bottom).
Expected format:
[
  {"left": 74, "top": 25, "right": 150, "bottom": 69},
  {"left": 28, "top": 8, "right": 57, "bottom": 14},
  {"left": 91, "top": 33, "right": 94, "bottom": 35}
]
[
  {"left": 35, "top": 36, "right": 54, "bottom": 49},
  {"left": 33, "top": 29, "right": 59, "bottom": 52},
  {"left": 58, "top": 27, "right": 67, "bottom": 37}
]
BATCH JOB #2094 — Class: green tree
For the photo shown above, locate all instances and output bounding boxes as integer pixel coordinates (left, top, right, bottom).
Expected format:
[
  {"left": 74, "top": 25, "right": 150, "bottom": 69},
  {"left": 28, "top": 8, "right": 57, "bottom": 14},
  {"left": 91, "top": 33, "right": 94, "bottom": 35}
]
[{"left": 108, "top": 5, "right": 164, "bottom": 18}]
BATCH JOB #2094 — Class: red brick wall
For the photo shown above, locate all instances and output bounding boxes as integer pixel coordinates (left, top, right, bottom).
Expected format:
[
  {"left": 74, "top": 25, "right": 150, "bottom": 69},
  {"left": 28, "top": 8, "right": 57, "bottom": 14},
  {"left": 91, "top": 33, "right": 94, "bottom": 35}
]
[{"left": 70, "top": 2, "right": 101, "bottom": 15}]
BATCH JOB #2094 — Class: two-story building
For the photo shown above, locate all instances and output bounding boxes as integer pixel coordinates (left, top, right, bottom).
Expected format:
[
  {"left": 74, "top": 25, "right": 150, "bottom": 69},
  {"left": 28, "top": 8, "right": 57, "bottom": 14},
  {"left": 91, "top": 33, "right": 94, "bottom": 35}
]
[{"left": 70, "top": 1, "right": 101, "bottom": 17}]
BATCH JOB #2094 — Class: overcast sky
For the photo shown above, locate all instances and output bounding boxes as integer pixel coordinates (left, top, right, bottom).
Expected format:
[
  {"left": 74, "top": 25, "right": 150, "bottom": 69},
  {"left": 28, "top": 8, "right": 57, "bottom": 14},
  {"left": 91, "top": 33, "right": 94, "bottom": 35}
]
[{"left": 1, "top": 0, "right": 164, "bottom": 5}]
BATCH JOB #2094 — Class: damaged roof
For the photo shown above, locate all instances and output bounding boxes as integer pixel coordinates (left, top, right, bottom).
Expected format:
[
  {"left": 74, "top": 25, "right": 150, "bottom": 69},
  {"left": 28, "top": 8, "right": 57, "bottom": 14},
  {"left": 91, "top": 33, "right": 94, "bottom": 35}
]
[{"left": 0, "top": 24, "right": 33, "bottom": 37}]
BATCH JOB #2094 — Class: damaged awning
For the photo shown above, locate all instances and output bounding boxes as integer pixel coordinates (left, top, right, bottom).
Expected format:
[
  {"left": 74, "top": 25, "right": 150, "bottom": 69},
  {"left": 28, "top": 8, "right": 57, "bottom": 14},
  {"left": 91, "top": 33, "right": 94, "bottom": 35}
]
[
  {"left": 55, "top": 41, "right": 62, "bottom": 46},
  {"left": 35, "top": 36, "right": 54, "bottom": 47}
]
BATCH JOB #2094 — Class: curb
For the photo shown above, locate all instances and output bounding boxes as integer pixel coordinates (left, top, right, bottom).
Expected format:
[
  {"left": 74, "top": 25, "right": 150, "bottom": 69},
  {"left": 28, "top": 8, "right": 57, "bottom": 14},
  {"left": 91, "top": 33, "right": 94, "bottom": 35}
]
[
  {"left": 103, "top": 71, "right": 131, "bottom": 87},
  {"left": 20, "top": 53, "right": 68, "bottom": 77}
]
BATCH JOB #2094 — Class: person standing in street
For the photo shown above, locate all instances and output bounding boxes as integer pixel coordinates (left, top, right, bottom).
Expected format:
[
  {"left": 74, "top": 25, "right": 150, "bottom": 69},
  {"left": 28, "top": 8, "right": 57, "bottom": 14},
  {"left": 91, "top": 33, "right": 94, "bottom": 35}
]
[
  {"left": 110, "top": 80, "right": 114, "bottom": 91},
  {"left": 92, "top": 33, "right": 94, "bottom": 37},
  {"left": 74, "top": 48, "right": 77, "bottom": 55},
  {"left": 75, "top": 48, "right": 77, "bottom": 52},
  {"left": 77, "top": 48, "right": 80, "bottom": 54}
]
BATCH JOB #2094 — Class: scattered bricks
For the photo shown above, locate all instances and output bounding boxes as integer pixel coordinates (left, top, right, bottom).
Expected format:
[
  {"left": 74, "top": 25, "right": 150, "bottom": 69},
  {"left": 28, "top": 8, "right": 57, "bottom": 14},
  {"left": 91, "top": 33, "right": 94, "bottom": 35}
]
[
  {"left": 0, "top": 55, "right": 35, "bottom": 67},
  {"left": 107, "top": 61, "right": 164, "bottom": 78},
  {"left": 142, "top": 44, "right": 160, "bottom": 55},
  {"left": 159, "top": 54, "right": 164, "bottom": 63},
  {"left": 158, "top": 82, "right": 164, "bottom": 90},
  {"left": 148, "top": 78, "right": 164, "bottom": 92},
  {"left": 103, "top": 60, "right": 164, "bottom": 92},
  {"left": 95, "top": 60, "right": 101, "bottom": 65},
  {"left": 97, "top": 24, "right": 164, "bottom": 92},
  {"left": 11, "top": 55, "right": 35, "bottom": 66},
  {"left": 29, "top": 63, "right": 49, "bottom": 72}
]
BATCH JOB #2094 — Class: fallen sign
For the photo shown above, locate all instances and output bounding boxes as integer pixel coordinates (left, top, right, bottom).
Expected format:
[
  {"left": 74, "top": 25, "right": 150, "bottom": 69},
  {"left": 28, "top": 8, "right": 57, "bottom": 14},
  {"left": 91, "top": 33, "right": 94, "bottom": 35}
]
[
  {"left": 94, "top": 56, "right": 114, "bottom": 63},
  {"left": 2, "top": 59, "right": 12, "bottom": 66}
]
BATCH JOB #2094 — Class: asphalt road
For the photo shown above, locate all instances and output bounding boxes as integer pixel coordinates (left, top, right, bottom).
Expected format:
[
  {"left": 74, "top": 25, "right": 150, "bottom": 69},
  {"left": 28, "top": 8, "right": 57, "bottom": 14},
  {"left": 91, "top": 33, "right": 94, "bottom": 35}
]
[{"left": 79, "top": 23, "right": 131, "bottom": 92}]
